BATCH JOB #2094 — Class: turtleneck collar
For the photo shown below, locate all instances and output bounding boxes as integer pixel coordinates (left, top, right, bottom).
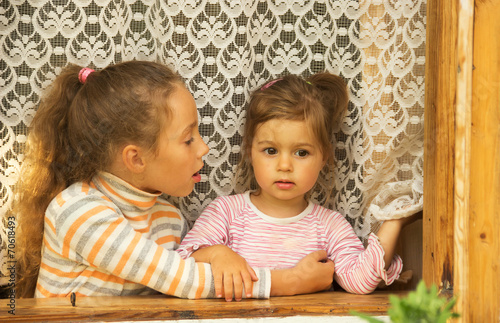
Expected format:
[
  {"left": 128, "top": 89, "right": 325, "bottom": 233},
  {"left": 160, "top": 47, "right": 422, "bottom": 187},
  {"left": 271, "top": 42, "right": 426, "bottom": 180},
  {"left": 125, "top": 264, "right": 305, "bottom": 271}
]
[{"left": 92, "top": 172, "right": 160, "bottom": 212}]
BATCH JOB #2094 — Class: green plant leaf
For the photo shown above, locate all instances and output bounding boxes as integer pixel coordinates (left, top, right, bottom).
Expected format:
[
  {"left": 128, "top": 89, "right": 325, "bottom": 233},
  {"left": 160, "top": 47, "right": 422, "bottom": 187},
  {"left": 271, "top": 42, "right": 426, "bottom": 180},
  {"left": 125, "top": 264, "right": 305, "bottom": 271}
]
[{"left": 351, "top": 280, "right": 460, "bottom": 323}]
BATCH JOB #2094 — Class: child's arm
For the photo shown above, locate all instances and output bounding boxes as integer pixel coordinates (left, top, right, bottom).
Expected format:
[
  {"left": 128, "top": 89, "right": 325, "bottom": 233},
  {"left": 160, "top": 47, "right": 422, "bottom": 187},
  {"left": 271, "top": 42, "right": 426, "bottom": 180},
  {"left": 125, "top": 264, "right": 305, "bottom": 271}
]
[
  {"left": 374, "top": 219, "right": 404, "bottom": 270},
  {"left": 178, "top": 196, "right": 250, "bottom": 301},
  {"left": 269, "top": 250, "right": 335, "bottom": 296},
  {"left": 321, "top": 210, "right": 405, "bottom": 295},
  {"left": 190, "top": 245, "right": 258, "bottom": 301},
  {"left": 376, "top": 214, "right": 421, "bottom": 269},
  {"left": 193, "top": 245, "right": 335, "bottom": 299}
]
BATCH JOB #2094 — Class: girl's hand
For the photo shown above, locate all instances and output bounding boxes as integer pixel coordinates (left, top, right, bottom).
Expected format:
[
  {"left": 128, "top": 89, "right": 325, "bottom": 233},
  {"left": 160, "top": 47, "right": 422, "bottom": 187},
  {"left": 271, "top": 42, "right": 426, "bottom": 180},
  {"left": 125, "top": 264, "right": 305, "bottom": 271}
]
[
  {"left": 270, "top": 250, "right": 335, "bottom": 296},
  {"left": 191, "top": 245, "right": 258, "bottom": 301}
]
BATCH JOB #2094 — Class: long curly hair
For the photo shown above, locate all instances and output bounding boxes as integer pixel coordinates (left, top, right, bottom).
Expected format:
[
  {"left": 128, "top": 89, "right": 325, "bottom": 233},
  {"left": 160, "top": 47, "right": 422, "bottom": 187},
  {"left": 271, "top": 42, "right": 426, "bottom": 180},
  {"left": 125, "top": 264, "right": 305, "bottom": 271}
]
[{"left": 10, "top": 60, "right": 183, "bottom": 297}]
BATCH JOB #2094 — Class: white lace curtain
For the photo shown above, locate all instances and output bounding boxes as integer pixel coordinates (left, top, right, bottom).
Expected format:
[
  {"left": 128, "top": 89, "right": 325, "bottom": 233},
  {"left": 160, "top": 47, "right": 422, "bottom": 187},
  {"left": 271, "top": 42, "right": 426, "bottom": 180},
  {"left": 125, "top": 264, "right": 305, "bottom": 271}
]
[{"left": 0, "top": 0, "right": 425, "bottom": 284}]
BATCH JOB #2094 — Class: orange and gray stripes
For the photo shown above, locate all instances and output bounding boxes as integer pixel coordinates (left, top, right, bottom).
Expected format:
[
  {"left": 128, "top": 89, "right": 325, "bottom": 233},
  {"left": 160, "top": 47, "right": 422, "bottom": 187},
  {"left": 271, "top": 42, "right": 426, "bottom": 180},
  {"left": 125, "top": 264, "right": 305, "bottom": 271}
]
[{"left": 36, "top": 172, "right": 270, "bottom": 299}]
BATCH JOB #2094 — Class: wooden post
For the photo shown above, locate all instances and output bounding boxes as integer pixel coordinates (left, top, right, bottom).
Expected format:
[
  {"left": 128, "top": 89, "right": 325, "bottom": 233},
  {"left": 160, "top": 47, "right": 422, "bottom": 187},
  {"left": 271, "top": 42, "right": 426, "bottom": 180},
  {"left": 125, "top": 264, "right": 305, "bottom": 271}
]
[
  {"left": 466, "top": 1, "right": 500, "bottom": 320},
  {"left": 423, "top": 0, "right": 457, "bottom": 292},
  {"left": 425, "top": 0, "right": 500, "bottom": 321}
]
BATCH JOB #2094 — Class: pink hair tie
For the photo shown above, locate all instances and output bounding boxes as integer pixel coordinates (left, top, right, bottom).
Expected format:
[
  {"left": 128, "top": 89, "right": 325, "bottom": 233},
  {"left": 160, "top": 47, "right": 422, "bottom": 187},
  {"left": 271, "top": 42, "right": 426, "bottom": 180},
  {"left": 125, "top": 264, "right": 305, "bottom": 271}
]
[
  {"left": 78, "top": 67, "right": 95, "bottom": 84},
  {"left": 260, "top": 78, "right": 282, "bottom": 91}
]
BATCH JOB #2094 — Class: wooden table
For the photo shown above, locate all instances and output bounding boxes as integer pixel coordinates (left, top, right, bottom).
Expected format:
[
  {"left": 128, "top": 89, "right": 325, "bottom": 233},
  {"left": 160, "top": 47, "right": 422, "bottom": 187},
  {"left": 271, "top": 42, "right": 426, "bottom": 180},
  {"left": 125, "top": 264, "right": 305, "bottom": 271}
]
[{"left": 0, "top": 290, "right": 404, "bottom": 322}]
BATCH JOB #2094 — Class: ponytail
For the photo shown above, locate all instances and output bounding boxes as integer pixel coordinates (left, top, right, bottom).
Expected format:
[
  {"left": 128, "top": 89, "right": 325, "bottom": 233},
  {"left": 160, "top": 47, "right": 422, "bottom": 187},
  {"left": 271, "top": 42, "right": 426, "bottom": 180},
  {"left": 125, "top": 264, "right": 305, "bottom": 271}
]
[
  {"left": 307, "top": 72, "right": 349, "bottom": 133},
  {"left": 13, "top": 64, "right": 84, "bottom": 297}
]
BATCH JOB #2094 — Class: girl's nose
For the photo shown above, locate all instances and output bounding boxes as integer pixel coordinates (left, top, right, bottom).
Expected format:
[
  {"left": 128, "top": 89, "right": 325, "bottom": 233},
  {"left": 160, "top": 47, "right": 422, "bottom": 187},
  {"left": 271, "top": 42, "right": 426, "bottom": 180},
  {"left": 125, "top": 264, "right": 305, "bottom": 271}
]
[
  {"left": 277, "top": 154, "right": 292, "bottom": 172},
  {"left": 198, "top": 138, "right": 209, "bottom": 158}
]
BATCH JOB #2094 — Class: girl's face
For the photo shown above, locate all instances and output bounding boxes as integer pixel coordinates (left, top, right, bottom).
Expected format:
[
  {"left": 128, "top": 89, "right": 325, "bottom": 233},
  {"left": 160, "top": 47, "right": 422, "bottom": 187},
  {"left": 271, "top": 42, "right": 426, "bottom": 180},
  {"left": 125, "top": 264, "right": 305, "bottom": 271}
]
[
  {"left": 250, "top": 119, "right": 325, "bottom": 213},
  {"left": 141, "top": 85, "right": 209, "bottom": 197}
]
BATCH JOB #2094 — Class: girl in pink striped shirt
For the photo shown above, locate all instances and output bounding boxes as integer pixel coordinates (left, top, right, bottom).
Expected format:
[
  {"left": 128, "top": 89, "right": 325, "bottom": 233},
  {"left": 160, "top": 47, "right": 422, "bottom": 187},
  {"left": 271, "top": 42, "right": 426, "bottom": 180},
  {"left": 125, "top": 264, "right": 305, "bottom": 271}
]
[
  {"left": 11, "top": 61, "right": 334, "bottom": 300},
  {"left": 178, "top": 73, "right": 416, "bottom": 295}
]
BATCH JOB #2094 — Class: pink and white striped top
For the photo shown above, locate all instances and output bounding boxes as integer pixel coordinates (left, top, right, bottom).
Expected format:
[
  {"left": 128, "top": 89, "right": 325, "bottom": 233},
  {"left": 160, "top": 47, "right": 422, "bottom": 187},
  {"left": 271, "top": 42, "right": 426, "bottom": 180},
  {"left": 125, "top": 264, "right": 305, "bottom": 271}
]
[{"left": 177, "top": 192, "right": 403, "bottom": 295}]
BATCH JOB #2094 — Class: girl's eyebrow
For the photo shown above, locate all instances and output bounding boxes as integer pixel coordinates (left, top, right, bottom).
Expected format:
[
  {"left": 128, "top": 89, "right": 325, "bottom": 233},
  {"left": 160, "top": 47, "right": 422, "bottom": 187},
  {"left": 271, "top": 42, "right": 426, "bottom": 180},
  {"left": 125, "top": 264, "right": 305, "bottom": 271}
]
[
  {"left": 255, "top": 140, "right": 275, "bottom": 145},
  {"left": 255, "top": 140, "right": 315, "bottom": 148},
  {"left": 170, "top": 121, "right": 197, "bottom": 140},
  {"left": 180, "top": 122, "right": 197, "bottom": 136},
  {"left": 295, "top": 142, "right": 315, "bottom": 148}
]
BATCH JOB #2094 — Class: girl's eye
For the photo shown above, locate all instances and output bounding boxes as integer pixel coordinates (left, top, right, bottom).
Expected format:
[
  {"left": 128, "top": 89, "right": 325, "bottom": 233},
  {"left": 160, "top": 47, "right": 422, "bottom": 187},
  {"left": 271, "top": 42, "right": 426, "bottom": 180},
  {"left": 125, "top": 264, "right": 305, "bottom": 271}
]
[
  {"left": 185, "top": 137, "right": 194, "bottom": 145},
  {"left": 295, "top": 149, "right": 309, "bottom": 157},
  {"left": 263, "top": 148, "right": 277, "bottom": 155}
]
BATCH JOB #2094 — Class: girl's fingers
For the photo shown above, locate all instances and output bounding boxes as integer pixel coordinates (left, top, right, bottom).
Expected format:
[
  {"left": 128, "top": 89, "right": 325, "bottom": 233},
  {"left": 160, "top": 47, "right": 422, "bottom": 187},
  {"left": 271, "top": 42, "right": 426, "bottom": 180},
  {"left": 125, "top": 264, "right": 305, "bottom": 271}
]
[
  {"left": 214, "top": 273, "right": 224, "bottom": 298},
  {"left": 324, "top": 258, "right": 334, "bottom": 266},
  {"left": 233, "top": 274, "right": 244, "bottom": 301},
  {"left": 247, "top": 264, "right": 258, "bottom": 282},
  {"left": 223, "top": 273, "right": 234, "bottom": 301},
  {"left": 309, "top": 249, "right": 328, "bottom": 261},
  {"left": 242, "top": 270, "right": 254, "bottom": 298}
]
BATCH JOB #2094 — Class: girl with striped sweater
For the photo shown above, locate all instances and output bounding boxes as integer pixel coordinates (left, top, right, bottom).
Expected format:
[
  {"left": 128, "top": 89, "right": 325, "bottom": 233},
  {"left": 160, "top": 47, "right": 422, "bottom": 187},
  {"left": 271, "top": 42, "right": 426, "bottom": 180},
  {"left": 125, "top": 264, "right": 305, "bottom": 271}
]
[
  {"left": 178, "top": 74, "right": 415, "bottom": 295},
  {"left": 11, "top": 61, "right": 334, "bottom": 300}
]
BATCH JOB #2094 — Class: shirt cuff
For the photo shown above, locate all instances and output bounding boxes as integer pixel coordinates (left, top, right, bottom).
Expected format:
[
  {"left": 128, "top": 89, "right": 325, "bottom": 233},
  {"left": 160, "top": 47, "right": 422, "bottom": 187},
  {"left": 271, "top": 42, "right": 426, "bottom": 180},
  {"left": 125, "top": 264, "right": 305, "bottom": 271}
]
[
  {"left": 249, "top": 268, "right": 271, "bottom": 299},
  {"left": 367, "top": 232, "right": 403, "bottom": 285},
  {"left": 176, "top": 243, "right": 204, "bottom": 259}
]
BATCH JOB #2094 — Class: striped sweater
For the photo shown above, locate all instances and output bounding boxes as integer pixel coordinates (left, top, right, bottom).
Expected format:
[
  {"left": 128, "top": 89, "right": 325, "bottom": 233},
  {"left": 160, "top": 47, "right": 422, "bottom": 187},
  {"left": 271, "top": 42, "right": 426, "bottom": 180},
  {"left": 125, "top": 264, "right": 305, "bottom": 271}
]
[
  {"left": 177, "top": 192, "right": 403, "bottom": 295},
  {"left": 35, "top": 173, "right": 270, "bottom": 299}
]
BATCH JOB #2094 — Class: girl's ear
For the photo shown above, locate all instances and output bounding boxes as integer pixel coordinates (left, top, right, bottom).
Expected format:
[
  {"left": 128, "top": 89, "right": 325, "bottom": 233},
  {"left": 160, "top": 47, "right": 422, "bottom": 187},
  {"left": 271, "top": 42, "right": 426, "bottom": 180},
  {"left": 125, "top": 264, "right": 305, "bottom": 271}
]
[{"left": 122, "top": 144, "right": 146, "bottom": 173}]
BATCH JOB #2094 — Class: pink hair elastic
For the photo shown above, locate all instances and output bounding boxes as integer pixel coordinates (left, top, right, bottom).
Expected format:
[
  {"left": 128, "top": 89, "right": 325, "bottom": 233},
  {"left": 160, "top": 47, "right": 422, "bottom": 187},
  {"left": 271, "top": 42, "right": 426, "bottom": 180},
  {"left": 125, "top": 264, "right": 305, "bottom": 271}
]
[
  {"left": 78, "top": 67, "right": 95, "bottom": 84},
  {"left": 260, "top": 78, "right": 282, "bottom": 91}
]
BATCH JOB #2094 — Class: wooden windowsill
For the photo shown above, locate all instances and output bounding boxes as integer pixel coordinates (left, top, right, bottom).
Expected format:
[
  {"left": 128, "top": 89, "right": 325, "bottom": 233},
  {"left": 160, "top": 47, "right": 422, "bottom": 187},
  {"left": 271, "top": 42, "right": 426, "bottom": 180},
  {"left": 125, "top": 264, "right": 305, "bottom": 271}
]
[{"left": 0, "top": 290, "right": 406, "bottom": 322}]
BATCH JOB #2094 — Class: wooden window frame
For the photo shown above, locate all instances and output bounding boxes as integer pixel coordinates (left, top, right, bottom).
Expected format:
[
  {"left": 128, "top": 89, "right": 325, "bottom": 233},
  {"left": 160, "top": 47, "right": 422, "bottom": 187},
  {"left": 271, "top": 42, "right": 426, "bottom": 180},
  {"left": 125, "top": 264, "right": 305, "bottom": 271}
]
[{"left": 424, "top": 0, "right": 500, "bottom": 321}]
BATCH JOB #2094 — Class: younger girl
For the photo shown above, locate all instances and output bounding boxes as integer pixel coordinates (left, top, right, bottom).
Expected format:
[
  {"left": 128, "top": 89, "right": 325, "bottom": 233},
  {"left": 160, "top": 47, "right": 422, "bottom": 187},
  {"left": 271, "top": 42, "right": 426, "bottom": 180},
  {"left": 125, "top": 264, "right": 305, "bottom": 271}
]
[
  {"left": 11, "top": 61, "right": 334, "bottom": 300},
  {"left": 178, "top": 73, "right": 410, "bottom": 295}
]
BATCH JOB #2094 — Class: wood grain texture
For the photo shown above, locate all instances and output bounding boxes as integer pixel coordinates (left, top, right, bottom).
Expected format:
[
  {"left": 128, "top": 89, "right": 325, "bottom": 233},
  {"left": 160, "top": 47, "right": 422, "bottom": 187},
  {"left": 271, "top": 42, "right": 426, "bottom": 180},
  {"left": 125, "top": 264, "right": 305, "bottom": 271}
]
[
  {"left": 423, "top": 0, "right": 457, "bottom": 291},
  {"left": 0, "top": 291, "right": 404, "bottom": 322},
  {"left": 468, "top": 0, "right": 500, "bottom": 321},
  {"left": 454, "top": 0, "right": 474, "bottom": 321},
  {"left": 426, "top": 1, "right": 500, "bottom": 321}
]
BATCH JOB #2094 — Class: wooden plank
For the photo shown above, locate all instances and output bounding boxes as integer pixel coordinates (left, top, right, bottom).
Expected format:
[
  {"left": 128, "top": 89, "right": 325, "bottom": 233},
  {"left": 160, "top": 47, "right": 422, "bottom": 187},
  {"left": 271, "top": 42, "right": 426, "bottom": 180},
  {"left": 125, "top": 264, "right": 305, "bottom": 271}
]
[
  {"left": 423, "top": 0, "right": 457, "bottom": 291},
  {"left": 0, "top": 291, "right": 403, "bottom": 322},
  {"left": 453, "top": 0, "right": 474, "bottom": 321},
  {"left": 469, "top": 0, "right": 500, "bottom": 321}
]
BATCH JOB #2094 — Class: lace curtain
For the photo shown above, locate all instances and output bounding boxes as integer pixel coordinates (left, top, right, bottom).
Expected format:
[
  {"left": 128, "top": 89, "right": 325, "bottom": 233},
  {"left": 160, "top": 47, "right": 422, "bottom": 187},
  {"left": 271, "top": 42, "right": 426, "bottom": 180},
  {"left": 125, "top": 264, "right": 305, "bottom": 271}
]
[{"left": 0, "top": 0, "right": 426, "bottom": 285}]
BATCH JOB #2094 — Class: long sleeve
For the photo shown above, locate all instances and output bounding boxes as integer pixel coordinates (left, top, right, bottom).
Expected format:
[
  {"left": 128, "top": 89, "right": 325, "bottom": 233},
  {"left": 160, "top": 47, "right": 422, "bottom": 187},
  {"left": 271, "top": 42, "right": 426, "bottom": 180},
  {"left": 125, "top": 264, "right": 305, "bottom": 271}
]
[
  {"left": 36, "top": 180, "right": 270, "bottom": 299},
  {"left": 321, "top": 211, "right": 403, "bottom": 294},
  {"left": 177, "top": 196, "right": 232, "bottom": 259}
]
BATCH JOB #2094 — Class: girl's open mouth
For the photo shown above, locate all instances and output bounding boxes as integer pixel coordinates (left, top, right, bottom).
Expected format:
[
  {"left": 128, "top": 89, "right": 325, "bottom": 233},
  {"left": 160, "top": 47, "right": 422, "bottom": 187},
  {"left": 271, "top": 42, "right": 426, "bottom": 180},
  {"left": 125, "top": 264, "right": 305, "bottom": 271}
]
[{"left": 192, "top": 172, "right": 201, "bottom": 183}]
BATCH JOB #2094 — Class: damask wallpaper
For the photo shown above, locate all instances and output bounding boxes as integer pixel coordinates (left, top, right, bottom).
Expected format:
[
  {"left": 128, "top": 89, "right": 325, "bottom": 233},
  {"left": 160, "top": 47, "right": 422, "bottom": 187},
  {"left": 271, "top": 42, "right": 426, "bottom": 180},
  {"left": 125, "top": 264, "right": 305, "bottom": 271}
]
[{"left": 0, "top": 0, "right": 426, "bottom": 286}]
